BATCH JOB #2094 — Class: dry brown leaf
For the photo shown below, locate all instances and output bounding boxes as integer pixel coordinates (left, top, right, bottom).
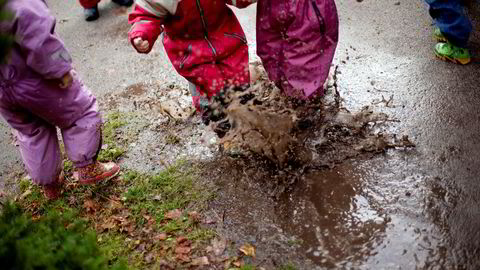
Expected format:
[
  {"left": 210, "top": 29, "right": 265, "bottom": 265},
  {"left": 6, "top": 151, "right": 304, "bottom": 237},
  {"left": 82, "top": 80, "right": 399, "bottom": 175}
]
[
  {"left": 100, "top": 221, "right": 116, "bottom": 231},
  {"left": 109, "top": 199, "right": 123, "bottom": 210},
  {"left": 188, "top": 211, "right": 200, "bottom": 222},
  {"left": 203, "top": 216, "right": 216, "bottom": 224},
  {"left": 239, "top": 243, "right": 256, "bottom": 258},
  {"left": 165, "top": 209, "right": 182, "bottom": 220},
  {"left": 67, "top": 196, "right": 77, "bottom": 205},
  {"left": 176, "top": 236, "right": 189, "bottom": 244},
  {"left": 212, "top": 238, "right": 227, "bottom": 256},
  {"left": 175, "top": 253, "right": 191, "bottom": 263},
  {"left": 191, "top": 256, "right": 210, "bottom": 266},
  {"left": 144, "top": 252, "right": 155, "bottom": 264},
  {"left": 153, "top": 233, "right": 167, "bottom": 241},
  {"left": 233, "top": 260, "right": 244, "bottom": 267},
  {"left": 175, "top": 246, "right": 191, "bottom": 254},
  {"left": 83, "top": 199, "right": 97, "bottom": 213}
]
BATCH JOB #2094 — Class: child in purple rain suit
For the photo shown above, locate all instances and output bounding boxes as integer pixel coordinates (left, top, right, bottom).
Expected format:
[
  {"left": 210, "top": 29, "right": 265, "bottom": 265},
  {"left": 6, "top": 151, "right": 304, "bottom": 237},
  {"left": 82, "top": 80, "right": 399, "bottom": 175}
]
[
  {"left": 0, "top": 0, "right": 120, "bottom": 200},
  {"left": 256, "top": 0, "right": 339, "bottom": 99}
]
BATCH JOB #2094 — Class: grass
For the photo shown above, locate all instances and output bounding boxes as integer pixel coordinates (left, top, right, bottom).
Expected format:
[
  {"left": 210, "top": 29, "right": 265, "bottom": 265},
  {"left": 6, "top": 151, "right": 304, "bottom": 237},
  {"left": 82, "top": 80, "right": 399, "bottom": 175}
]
[
  {"left": 278, "top": 263, "right": 297, "bottom": 270},
  {"left": 14, "top": 163, "right": 213, "bottom": 268},
  {"left": 8, "top": 112, "right": 216, "bottom": 269},
  {"left": 98, "top": 112, "right": 128, "bottom": 162}
]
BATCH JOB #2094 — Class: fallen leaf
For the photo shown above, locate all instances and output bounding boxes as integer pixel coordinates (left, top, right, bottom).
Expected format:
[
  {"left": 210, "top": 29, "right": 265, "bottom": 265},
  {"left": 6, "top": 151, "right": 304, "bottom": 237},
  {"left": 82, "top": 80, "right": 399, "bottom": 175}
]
[
  {"left": 100, "top": 221, "right": 116, "bottom": 231},
  {"left": 239, "top": 243, "right": 256, "bottom": 258},
  {"left": 136, "top": 243, "right": 146, "bottom": 252},
  {"left": 153, "top": 233, "right": 167, "bottom": 241},
  {"left": 176, "top": 236, "right": 189, "bottom": 244},
  {"left": 191, "top": 256, "right": 210, "bottom": 266},
  {"left": 175, "top": 246, "right": 191, "bottom": 254},
  {"left": 109, "top": 199, "right": 123, "bottom": 210},
  {"left": 203, "top": 216, "right": 216, "bottom": 224},
  {"left": 144, "top": 252, "right": 155, "bottom": 264},
  {"left": 67, "top": 196, "right": 77, "bottom": 205},
  {"left": 83, "top": 199, "right": 97, "bottom": 213},
  {"left": 165, "top": 209, "right": 182, "bottom": 220},
  {"left": 175, "top": 253, "right": 191, "bottom": 263},
  {"left": 142, "top": 227, "right": 154, "bottom": 234},
  {"left": 20, "top": 189, "right": 32, "bottom": 200},
  {"left": 212, "top": 238, "right": 227, "bottom": 256},
  {"left": 188, "top": 211, "right": 200, "bottom": 222},
  {"left": 233, "top": 260, "right": 244, "bottom": 267}
]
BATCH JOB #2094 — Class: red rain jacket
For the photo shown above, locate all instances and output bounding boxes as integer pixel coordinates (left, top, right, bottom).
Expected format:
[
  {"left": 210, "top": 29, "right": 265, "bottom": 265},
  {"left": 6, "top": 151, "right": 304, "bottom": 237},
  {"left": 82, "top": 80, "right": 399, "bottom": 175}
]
[{"left": 129, "top": 0, "right": 255, "bottom": 109}]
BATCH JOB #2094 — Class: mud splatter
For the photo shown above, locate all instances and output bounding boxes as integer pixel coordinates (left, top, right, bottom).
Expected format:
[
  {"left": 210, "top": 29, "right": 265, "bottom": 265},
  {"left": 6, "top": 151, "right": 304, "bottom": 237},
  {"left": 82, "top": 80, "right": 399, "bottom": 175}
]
[{"left": 215, "top": 66, "right": 414, "bottom": 173}]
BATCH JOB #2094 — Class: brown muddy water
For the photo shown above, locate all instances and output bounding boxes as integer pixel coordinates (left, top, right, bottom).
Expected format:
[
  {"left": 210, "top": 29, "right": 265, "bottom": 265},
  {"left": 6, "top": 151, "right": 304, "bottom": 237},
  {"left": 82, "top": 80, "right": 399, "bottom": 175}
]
[
  {"left": 101, "top": 71, "right": 478, "bottom": 269},
  {"left": 202, "top": 68, "right": 477, "bottom": 269}
]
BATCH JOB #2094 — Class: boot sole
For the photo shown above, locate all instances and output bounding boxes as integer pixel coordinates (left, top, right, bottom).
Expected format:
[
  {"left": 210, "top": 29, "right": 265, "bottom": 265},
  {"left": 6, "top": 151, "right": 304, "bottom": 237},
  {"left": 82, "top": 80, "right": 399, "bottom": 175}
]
[
  {"left": 435, "top": 53, "right": 471, "bottom": 65},
  {"left": 433, "top": 35, "right": 447, "bottom": 43},
  {"left": 76, "top": 165, "right": 121, "bottom": 185}
]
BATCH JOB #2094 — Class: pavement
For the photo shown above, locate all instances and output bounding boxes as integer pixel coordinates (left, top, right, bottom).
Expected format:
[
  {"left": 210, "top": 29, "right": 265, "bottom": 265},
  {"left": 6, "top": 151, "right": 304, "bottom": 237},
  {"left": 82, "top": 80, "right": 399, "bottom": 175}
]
[{"left": 1, "top": 0, "right": 480, "bottom": 268}]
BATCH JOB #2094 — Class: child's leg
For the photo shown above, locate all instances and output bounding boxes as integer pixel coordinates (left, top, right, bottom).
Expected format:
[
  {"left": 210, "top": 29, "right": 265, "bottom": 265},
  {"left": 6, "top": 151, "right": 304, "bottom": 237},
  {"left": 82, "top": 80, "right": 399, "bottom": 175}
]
[
  {"left": 0, "top": 106, "right": 62, "bottom": 186},
  {"left": 426, "top": 0, "right": 472, "bottom": 48},
  {"left": 79, "top": 0, "right": 100, "bottom": 9},
  {"left": 14, "top": 76, "right": 118, "bottom": 183},
  {"left": 60, "top": 103, "right": 102, "bottom": 169},
  {"left": 218, "top": 45, "right": 250, "bottom": 90},
  {"left": 188, "top": 82, "right": 209, "bottom": 113},
  {"left": 79, "top": 0, "right": 101, "bottom": 21}
]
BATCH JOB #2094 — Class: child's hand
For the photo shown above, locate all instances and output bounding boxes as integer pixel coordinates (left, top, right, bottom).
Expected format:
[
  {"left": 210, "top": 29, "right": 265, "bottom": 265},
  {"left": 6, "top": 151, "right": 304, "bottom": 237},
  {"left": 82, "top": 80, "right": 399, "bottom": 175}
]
[
  {"left": 133, "top": 37, "right": 150, "bottom": 53},
  {"left": 59, "top": 71, "right": 73, "bottom": 89}
]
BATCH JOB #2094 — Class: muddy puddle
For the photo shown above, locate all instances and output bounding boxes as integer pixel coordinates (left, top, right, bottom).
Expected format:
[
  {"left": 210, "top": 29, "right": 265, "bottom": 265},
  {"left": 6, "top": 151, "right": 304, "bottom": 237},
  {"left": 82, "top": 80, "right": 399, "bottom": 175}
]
[{"left": 101, "top": 66, "right": 476, "bottom": 268}]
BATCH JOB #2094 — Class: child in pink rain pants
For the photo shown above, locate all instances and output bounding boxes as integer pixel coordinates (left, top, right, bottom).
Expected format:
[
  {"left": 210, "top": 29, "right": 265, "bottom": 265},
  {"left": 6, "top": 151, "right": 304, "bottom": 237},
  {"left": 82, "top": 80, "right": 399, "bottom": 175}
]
[
  {"left": 257, "top": 0, "right": 339, "bottom": 99},
  {"left": 128, "top": 0, "right": 256, "bottom": 136},
  {"left": 0, "top": 0, "right": 120, "bottom": 199}
]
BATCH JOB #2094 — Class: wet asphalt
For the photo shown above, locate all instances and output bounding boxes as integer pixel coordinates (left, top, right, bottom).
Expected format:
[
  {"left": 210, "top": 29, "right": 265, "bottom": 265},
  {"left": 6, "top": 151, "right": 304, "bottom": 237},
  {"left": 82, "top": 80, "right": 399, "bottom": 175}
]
[{"left": 1, "top": 0, "right": 480, "bottom": 268}]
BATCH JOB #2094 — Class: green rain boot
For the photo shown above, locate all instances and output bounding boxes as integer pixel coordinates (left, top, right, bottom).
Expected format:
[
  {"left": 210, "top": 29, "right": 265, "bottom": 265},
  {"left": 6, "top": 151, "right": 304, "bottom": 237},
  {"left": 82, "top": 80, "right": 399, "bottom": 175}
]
[{"left": 434, "top": 42, "right": 471, "bottom": 65}]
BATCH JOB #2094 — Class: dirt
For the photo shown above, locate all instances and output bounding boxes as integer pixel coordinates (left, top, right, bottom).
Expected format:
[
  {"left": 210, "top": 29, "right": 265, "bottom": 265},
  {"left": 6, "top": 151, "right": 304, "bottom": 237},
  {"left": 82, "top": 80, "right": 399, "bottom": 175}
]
[
  {"left": 100, "top": 81, "right": 216, "bottom": 173},
  {"left": 95, "top": 65, "right": 430, "bottom": 268}
]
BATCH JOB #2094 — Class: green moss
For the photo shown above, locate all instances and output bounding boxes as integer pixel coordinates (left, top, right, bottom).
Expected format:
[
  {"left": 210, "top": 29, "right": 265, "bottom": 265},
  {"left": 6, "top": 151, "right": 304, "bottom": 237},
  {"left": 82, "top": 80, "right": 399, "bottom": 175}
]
[
  {"left": 187, "top": 228, "right": 216, "bottom": 242},
  {"left": 0, "top": 202, "right": 126, "bottom": 270},
  {"left": 278, "top": 263, "right": 297, "bottom": 270},
  {"left": 98, "top": 112, "right": 128, "bottom": 162},
  {"left": 165, "top": 133, "right": 181, "bottom": 145}
]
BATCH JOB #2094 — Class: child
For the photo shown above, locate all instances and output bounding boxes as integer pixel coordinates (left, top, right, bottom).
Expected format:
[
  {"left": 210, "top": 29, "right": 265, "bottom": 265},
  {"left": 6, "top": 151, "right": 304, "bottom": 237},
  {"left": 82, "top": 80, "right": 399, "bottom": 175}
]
[
  {"left": 256, "top": 0, "right": 339, "bottom": 99},
  {"left": 128, "top": 0, "right": 256, "bottom": 135},
  {"left": 426, "top": 0, "right": 472, "bottom": 65},
  {"left": 80, "top": 0, "right": 133, "bottom": 21},
  {"left": 0, "top": 0, "right": 120, "bottom": 200}
]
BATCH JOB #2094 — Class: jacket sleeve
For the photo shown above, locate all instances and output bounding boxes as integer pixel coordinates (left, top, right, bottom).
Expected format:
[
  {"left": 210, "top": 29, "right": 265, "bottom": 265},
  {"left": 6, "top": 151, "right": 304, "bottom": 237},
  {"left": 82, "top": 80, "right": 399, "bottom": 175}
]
[
  {"left": 128, "top": 0, "right": 169, "bottom": 54},
  {"left": 13, "top": 3, "right": 72, "bottom": 79},
  {"left": 225, "top": 0, "right": 257, "bottom": 8}
]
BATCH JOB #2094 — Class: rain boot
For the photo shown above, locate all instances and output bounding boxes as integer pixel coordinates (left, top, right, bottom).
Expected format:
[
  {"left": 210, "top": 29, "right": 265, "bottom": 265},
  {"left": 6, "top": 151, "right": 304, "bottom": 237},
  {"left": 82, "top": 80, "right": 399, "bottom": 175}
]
[
  {"left": 434, "top": 42, "right": 471, "bottom": 65},
  {"left": 112, "top": 0, "right": 134, "bottom": 6},
  {"left": 43, "top": 172, "right": 65, "bottom": 200},
  {"left": 75, "top": 161, "right": 120, "bottom": 185},
  {"left": 84, "top": 5, "right": 99, "bottom": 21}
]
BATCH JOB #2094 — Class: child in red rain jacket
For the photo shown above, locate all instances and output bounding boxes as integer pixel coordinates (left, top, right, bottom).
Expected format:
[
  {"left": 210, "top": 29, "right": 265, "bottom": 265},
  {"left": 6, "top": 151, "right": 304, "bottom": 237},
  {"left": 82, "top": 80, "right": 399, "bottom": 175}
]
[{"left": 129, "top": 0, "right": 256, "bottom": 136}]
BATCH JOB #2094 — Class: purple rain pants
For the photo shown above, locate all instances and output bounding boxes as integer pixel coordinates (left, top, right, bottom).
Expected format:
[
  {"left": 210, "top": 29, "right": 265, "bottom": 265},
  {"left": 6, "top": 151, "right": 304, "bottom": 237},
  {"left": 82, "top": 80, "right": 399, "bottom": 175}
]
[{"left": 0, "top": 76, "right": 102, "bottom": 186}]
